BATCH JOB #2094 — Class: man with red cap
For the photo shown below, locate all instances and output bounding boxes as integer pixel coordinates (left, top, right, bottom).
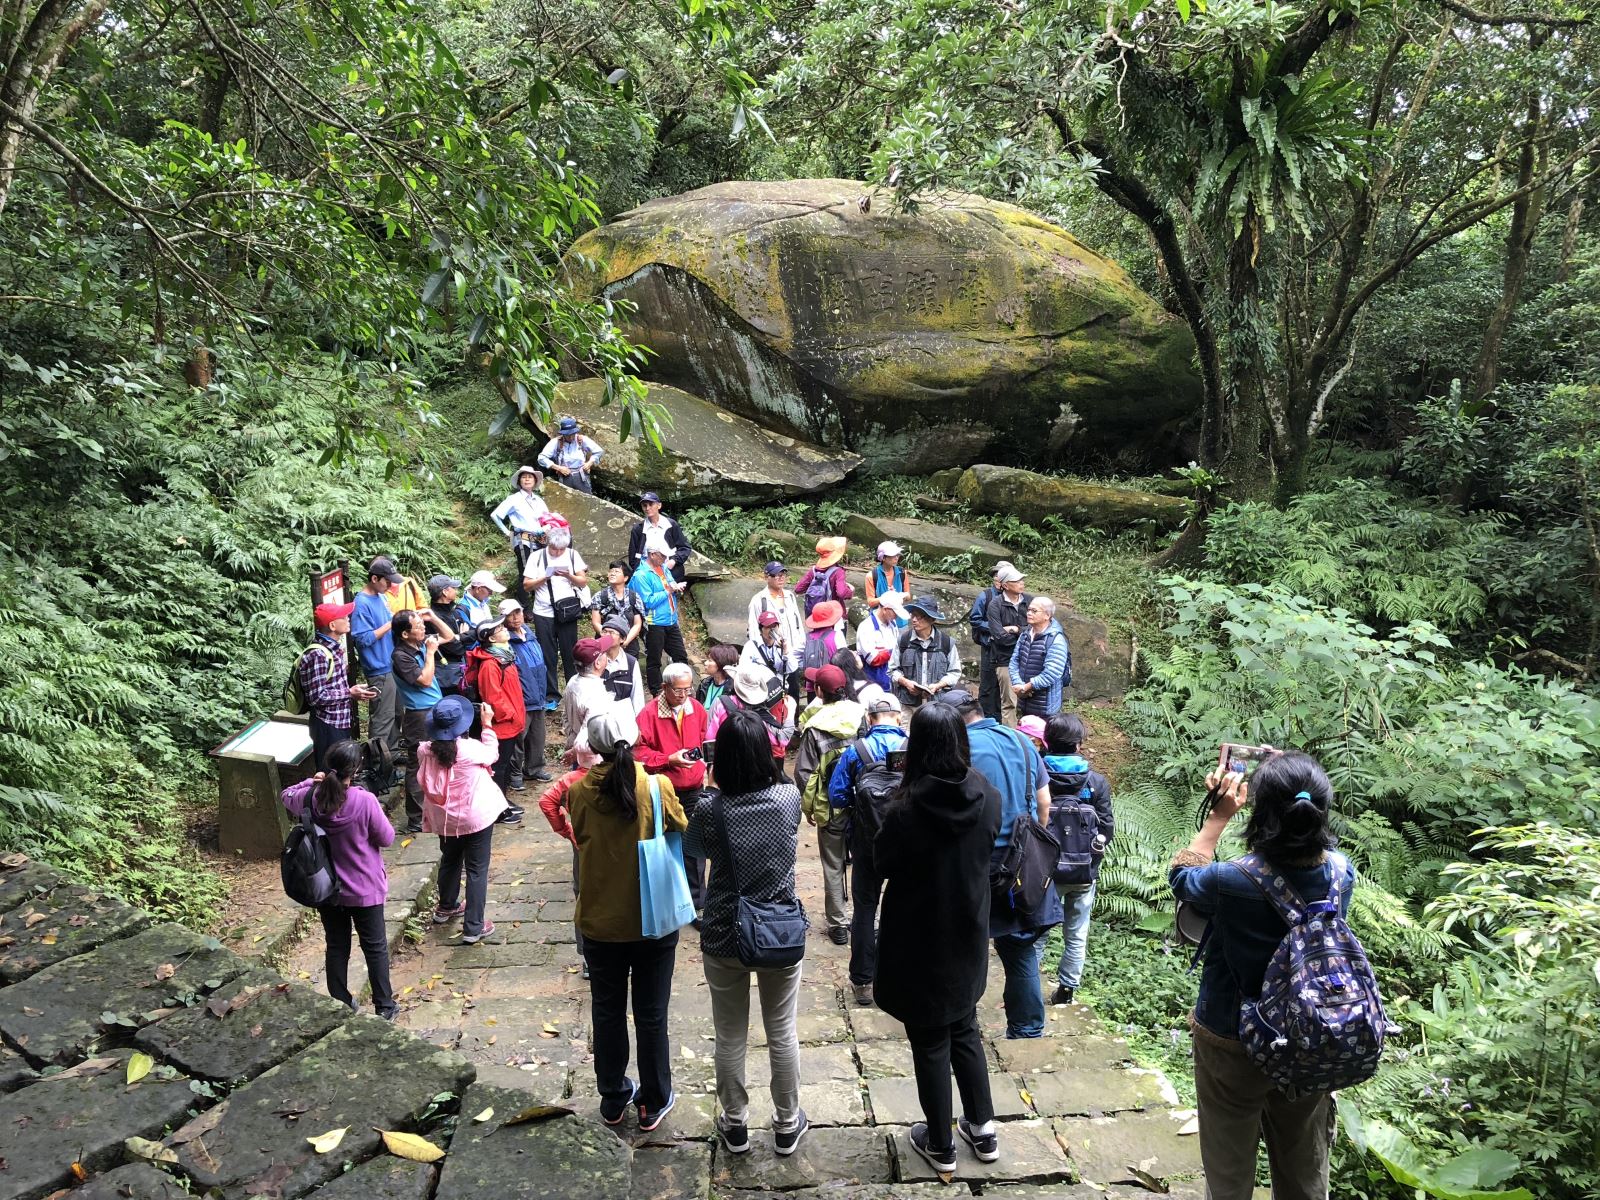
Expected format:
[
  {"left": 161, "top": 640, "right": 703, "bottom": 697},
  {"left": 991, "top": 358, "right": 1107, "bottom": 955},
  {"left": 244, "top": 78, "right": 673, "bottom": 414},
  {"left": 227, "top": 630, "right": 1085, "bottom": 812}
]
[{"left": 300, "top": 602, "right": 376, "bottom": 769}]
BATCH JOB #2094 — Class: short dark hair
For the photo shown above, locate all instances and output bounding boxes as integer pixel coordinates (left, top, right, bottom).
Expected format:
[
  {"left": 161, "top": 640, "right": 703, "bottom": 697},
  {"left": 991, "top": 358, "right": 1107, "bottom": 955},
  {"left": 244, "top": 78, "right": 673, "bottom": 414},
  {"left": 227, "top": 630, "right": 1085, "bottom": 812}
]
[
  {"left": 713, "top": 708, "right": 780, "bottom": 795},
  {"left": 609, "top": 559, "right": 630, "bottom": 573},
  {"left": 392, "top": 609, "right": 422, "bottom": 641},
  {"left": 830, "top": 647, "right": 868, "bottom": 690},
  {"left": 904, "top": 701, "right": 970, "bottom": 788},
  {"left": 1244, "top": 751, "right": 1337, "bottom": 865},
  {"left": 708, "top": 644, "right": 740, "bottom": 671},
  {"left": 1044, "top": 713, "right": 1086, "bottom": 755}
]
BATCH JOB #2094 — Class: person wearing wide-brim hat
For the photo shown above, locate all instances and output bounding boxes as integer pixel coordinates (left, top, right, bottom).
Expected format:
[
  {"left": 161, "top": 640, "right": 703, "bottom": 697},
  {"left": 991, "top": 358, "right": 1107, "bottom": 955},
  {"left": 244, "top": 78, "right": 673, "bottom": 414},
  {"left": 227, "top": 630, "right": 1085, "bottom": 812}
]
[
  {"left": 707, "top": 662, "right": 795, "bottom": 764},
  {"left": 538, "top": 415, "right": 605, "bottom": 494},
  {"left": 417, "top": 693, "right": 511, "bottom": 944},
  {"left": 799, "top": 600, "right": 846, "bottom": 695},
  {"left": 492, "top": 465, "right": 550, "bottom": 588},
  {"left": 795, "top": 537, "right": 853, "bottom": 631},
  {"left": 866, "top": 541, "right": 908, "bottom": 627},
  {"left": 891, "top": 596, "right": 962, "bottom": 712}
]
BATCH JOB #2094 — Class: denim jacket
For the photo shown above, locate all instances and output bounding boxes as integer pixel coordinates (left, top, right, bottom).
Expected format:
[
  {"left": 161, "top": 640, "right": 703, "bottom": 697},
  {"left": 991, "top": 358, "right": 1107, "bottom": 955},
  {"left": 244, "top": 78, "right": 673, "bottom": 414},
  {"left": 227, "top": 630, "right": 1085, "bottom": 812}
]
[{"left": 1170, "top": 850, "right": 1356, "bottom": 1038}]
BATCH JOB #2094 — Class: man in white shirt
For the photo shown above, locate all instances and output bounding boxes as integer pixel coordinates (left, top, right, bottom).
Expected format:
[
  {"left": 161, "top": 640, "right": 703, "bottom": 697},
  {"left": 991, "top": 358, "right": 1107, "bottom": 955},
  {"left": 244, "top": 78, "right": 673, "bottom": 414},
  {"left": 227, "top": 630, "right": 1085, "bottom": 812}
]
[
  {"left": 523, "top": 524, "right": 590, "bottom": 709},
  {"left": 746, "top": 560, "right": 805, "bottom": 695},
  {"left": 856, "top": 590, "right": 908, "bottom": 693}
]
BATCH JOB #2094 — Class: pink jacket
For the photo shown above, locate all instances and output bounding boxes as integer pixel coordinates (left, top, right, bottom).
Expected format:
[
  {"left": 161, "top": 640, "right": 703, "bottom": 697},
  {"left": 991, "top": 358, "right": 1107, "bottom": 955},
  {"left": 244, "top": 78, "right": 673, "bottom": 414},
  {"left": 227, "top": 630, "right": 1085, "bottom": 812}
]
[{"left": 417, "top": 733, "right": 508, "bottom": 838}]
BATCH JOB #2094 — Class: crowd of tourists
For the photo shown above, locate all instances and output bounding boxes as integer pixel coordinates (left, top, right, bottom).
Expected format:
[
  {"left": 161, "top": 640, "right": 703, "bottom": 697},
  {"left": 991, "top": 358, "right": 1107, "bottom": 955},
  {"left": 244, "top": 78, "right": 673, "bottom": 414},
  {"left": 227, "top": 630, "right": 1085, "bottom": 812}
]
[{"left": 287, "top": 436, "right": 1360, "bottom": 1196}]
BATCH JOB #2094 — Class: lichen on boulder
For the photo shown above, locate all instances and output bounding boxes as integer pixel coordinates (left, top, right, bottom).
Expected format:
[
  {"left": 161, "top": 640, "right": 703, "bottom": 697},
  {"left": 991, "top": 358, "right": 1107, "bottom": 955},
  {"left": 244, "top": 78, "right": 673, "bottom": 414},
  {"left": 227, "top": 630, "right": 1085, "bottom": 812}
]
[
  {"left": 564, "top": 179, "right": 1201, "bottom": 472},
  {"left": 955, "top": 464, "right": 1192, "bottom": 532}
]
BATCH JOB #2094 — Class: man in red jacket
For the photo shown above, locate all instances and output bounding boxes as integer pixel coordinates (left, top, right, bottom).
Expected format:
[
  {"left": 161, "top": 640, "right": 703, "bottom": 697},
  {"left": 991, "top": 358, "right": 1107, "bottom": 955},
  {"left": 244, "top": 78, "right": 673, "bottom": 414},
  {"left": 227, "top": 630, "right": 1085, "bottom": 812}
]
[{"left": 635, "top": 661, "right": 709, "bottom": 915}]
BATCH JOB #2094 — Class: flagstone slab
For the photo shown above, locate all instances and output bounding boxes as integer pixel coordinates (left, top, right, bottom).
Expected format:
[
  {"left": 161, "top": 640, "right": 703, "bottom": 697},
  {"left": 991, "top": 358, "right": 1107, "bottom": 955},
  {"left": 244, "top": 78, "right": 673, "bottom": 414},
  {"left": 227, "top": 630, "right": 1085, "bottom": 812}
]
[
  {"left": 72, "top": 1163, "right": 196, "bottom": 1200},
  {"left": 136, "top": 969, "right": 352, "bottom": 1083},
  {"left": 888, "top": 1118, "right": 1074, "bottom": 1185},
  {"left": 866, "top": 1074, "right": 1033, "bottom": 1126},
  {"left": 446, "top": 939, "right": 557, "bottom": 969},
  {"left": 0, "top": 881, "right": 152, "bottom": 983},
  {"left": 993, "top": 1031, "right": 1132, "bottom": 1075},
  {"left": 174, "top": 1014, "right": 474, "bottom": 1198},
  {"left": 847, "top": 1005, "right": 908, "bottom": 1042},
  {"left": 712, "top": 1126, "right": 895, "bottom": 1191},
  {"left": 0, "top": 923, "right": 248, "bottom": 1064},
  {"left": 0, "top": 1043, "right": 37, "bottom": 1093},
  {"left": 0, "top": 1049, "right": 195, "bottom": 1200},
  {"left": 0, "top": 860, "right": 60, "bottom": 913},
  {"left": 304, "top": 1155, "right": 438, "bottom": 1199},
  {"left": 436, "top": 1083, "right": 632, "bottom": 1200},
  {"left": 1053, "top": 1109, "right": 1204, "bottom": 1188},
  {"left": 1024, "top": 1067, "right": 1171, "bottom": 1117},
  {"left": 715, "top": 1188, "right": 952, "bottom": 1200},
  {"left": 631, "top": 1142, "right": 713, "bottom": 1200},
  {"left": 748, "top": 1042, "right": 858, "bottom": 1086}
]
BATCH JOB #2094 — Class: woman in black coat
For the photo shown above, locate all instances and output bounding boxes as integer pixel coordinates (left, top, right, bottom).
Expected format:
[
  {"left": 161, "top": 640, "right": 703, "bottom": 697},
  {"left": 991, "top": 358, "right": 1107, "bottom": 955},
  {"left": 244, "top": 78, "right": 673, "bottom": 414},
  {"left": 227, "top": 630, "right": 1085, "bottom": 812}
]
[{"left": 873, "top": 702, "right": 1003, "bottom": 1177}]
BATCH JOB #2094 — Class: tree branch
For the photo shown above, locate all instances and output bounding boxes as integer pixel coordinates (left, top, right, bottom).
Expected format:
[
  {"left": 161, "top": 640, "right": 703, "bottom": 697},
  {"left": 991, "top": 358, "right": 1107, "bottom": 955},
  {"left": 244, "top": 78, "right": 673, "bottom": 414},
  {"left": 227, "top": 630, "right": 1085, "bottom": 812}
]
[{"left": 1433, "top": 0, "right": 1590, "bottom": 28}]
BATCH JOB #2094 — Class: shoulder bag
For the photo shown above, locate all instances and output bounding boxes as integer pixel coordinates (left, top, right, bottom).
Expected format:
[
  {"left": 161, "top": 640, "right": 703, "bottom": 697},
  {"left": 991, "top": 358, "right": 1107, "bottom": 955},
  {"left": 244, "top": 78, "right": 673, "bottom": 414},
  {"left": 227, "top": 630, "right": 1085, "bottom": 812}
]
[
  {"left": 714, "top": 792, "right": 808, "bottom": 968},
  {"left": 638, "top": 776, "right": 695, "bottom": 938}
]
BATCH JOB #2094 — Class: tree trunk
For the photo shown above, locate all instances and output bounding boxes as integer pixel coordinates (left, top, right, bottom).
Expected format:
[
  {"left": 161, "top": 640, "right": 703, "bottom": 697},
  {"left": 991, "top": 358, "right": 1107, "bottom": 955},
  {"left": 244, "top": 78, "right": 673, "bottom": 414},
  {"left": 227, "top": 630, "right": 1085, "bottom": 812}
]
[
  {"left": 1471, "top": 29, "right": 1549, "bottom": 404},
  {"left": 1220, "top": 212, "right": 1273, "bottom": 496},
  {"left": 0, "top": 1, "right": 109, "bottom": 218}
]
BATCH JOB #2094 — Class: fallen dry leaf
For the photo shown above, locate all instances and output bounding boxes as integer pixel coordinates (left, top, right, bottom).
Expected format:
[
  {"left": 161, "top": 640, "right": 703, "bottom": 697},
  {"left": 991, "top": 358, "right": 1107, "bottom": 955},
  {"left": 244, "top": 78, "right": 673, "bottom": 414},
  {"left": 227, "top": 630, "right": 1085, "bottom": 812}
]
[
  {"left": 154, "top": 963, "right": 176, "bottom": 981},
  {"left": 486, "top": 1035, "right": 496, "bottom": 1045},
  {"left": 473, "top": 1107, "right": 495, "bottom": 1122},
  {"left": 23, "top": 912, "right": 47, "bottom": 928},
  {"left": 1177, "top": 1116, "right": 1199, "bottom": 1136},
  {"left": 39, "top": 933, "right": 56, "bottom": 945},
  {"left": 0, "top": 851, "right": 28, "bottom": 868},
  {"left": 69, "top": 1162, "right": 88, "bottom": 1182},
  {"left": 306, "top": 1126, "right": 347, "bottom": 1153},
  {"left": 1123, "top": 1164, "right": 1169, "bottom": 1193},
  {"left": 67, "top": 915, "right": 87, "bottom": 927},
  {"left": 1019, "top": 1088, "right": 1034, "bottom": 1108},
  {"left": 21, "top": 1006, "right": 41, "bottom": 1017},
  {"left": 126, "top": 1052, "right": 154, "bottom": 1085},
  {"left": 124, "top": 1135, "right": 178, "bottom": 1164},
  {"left": 501, "top": 1103, "right": 575, "bottom": 1127},
  {"left": 0, "top": 935, "right": 15, "bottom": 947},
  {"left": 400, "top": 838, "right": 413, "bottom": 848},
  {"left": 377, "top": 1129, "right": 445, "bottom": 1162},
  {"left": 42, "top": 1056, "right": 117, "bottom": 1082}
]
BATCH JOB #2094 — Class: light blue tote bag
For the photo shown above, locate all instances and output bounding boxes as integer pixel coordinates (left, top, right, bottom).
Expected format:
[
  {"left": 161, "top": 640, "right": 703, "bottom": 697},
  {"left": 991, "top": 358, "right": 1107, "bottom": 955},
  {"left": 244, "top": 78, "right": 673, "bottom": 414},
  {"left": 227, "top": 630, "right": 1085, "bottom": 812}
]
[{"left": 638, "top": 775, "right": 694, "bottom": 938}]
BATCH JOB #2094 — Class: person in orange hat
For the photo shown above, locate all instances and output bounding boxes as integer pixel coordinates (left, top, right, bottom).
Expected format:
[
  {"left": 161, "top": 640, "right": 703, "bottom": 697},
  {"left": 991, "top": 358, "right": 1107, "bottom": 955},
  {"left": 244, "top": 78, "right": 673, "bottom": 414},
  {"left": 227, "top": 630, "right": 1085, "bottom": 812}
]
[{"left": 795, "top": 537, "right": 853, "bottom": 630}]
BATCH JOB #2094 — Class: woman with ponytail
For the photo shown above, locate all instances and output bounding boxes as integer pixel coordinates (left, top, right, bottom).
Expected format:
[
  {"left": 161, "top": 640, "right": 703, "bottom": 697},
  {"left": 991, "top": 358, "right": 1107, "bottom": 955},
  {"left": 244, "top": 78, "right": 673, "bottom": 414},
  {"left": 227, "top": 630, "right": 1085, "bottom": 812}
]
[
  {"left": 280, "top": 740, "right": 398, "bottom": 1018},
  {"left": 1169, "top": 750, "right": 1355, "bottom": 1200},
  {"left": 417, "top": 694, "right": 510, "bottom": 945},
  {"left": 568, "top": 707, "right": 688, "bottom": 1133}
]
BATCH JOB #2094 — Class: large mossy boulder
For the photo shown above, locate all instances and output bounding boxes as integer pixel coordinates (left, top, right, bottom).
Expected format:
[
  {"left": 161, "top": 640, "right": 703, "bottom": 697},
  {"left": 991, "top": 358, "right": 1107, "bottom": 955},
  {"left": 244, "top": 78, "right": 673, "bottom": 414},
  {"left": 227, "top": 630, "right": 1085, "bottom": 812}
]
[
  {"left": 955, "top": 464, "right": 1192, "bottom": 532},
  {"left": 564, "top": 179, "right": 1201, "bottom": 473},
  {"left": 546, "top": 378, "right": 861, "bottom": 505},
  {"left": 840, "top": 513, "right": 1013, "bottom": 572},
  {"left": 538, "top": 485, "right": 728, "bottom": 581}
]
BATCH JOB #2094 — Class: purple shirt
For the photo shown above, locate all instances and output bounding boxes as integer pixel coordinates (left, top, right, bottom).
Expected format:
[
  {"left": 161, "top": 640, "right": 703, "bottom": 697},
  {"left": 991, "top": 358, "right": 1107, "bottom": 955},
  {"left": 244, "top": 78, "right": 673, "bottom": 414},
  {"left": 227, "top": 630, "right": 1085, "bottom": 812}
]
[{"left": 281, "top": 778, "right": 394, "bottom": 908}]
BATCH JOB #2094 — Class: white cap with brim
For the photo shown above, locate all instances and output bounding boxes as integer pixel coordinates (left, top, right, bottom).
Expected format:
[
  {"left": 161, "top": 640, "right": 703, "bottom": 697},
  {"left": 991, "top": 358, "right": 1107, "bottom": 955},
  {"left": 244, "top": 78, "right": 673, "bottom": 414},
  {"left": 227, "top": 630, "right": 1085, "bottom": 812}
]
[
  {"left": 467, "top": 570, "right": 506, "bottom": 593},
  {"left": 586, "top": 708, "right": 639, "bottom": 757}
]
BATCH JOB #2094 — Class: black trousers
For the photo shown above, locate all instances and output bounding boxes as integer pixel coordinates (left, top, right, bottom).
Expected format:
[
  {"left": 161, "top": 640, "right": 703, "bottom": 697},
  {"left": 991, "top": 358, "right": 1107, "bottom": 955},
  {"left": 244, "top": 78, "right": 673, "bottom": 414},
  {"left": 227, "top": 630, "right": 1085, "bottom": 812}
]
[
  {"left": 643, "top": 622, "right": 689, "bottom": 694},
  {"left": 309, "top": 713, "right": 349, "bottom": 771},
  {"left": 399, "top": 707, "right": 431, "bottom": 825},
  {"left": 534, "top": 613, "right": 579, "bottom": 703},
  {"left": 849, "top": 850, "right": 884, "bottom": 986},
  {"left": 585, "top": 931, "right": 679, "bottom": 1112},
  {"left": 319, "top": 904, "right": 396, "bottom": 1017},
  {"left": 676, "top": 786, "right": 705, "bottom": 911},
  {"left": 977, "top": 645, "right": 1003, "bottom": 719},
  {"left": 904, "top": 1008, "right": 995, "bottom": 1151},
  {"left": 437, "top": 824, "right": 494, "bottom": 938}
]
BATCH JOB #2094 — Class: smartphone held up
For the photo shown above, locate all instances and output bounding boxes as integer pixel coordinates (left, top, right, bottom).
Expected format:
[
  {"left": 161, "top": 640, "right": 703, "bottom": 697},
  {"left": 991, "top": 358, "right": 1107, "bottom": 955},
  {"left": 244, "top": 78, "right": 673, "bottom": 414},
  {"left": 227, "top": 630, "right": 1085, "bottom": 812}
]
[{"left": 1218, "top": 742, "right": 1275, "bottom": 778}]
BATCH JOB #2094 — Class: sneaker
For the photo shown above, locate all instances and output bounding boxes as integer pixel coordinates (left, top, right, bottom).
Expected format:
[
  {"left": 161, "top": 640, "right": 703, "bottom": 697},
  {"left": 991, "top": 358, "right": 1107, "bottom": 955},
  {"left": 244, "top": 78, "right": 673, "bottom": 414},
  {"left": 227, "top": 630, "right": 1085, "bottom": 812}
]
[
  {"left": 828, "top": 926, "right": 849, "bottom": 946},
  {"left": 508, "top": 777, "right": 525, "bottom": 791},
  {"left": 957, "top": 1116, "right": 1000, "bottom": 1162},
  {"left": 530, "top": 769, "right": 554, "bottom": 783},
  {"left": 496, "top": 806, "right": 524, "bottom": 826},
  {"left": 432, "top": 901, "right": 466, "bottom": 925},
  {"left": 545, "top": 699, "right": 560, "bottom": 711},
  {"left": 774, "top": 1108, "right": 809, "bottom": 1157},
  {"left": 637, "top": 1090, "right": 676, "bottom": 1132},
  {"left": 1049, "top": 985, "right": 1075, "bottom": 1006},
  {"left": 600, "top": 1077, "right": 638, "bottom": 1126},
  {"left": 719, "top": 1120, "right": 750, "bottom": 1154},
  {"left": 852, "top": 983, "right": 874, "bottom": 1007},
  {"left": 460, "top": 920, "right": 496, "bottom": 945},
  {"left": 909, "top": 1122, "right": 956, "bottom": 1174},
  {"left": 581, "top": 962, "right": 590, "bottom": 980},
  {"left": 403, "top": 820, "right": 424, "bottom": 834}
]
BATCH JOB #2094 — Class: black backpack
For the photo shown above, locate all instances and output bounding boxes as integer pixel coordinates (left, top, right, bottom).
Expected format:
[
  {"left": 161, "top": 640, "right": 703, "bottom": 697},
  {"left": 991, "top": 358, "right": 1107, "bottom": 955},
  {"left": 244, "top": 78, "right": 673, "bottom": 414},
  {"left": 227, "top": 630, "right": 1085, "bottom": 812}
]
[
  {"left": 1047, "top": 759, "right": 1108, "bottom": 888},
  {"left": 844, "top": 736, "right": 903, "bottom": 851},
  {"left": 281, "top": 803, "right": 342, "bottom": 908}
]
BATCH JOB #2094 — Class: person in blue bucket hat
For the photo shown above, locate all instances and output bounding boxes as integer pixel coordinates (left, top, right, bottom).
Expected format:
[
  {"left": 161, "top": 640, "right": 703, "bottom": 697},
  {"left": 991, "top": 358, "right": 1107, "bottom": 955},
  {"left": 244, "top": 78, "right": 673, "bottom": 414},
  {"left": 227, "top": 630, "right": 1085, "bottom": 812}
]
[{"left": 538, "top": 415, "right": 604, "bottom": 494}]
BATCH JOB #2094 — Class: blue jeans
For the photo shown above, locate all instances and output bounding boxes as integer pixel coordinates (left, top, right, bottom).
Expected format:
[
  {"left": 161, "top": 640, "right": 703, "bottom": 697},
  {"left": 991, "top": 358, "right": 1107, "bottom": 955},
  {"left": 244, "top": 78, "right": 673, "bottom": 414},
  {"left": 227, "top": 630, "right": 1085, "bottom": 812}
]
[
  {"left": 1054, "top": 883, "right": 1096, "bottom": 991},
  {"left": 993, "top": 927, "right": 1048, "bottom": 1038}
]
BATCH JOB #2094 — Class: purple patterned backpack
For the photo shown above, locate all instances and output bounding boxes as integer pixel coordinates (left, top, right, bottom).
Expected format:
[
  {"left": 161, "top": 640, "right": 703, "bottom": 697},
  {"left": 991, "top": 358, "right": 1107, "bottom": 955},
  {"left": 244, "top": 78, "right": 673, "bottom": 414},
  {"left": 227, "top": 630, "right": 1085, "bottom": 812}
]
[{"left": 1233, "top": 852, "right": 1393, "bottom": 1097}]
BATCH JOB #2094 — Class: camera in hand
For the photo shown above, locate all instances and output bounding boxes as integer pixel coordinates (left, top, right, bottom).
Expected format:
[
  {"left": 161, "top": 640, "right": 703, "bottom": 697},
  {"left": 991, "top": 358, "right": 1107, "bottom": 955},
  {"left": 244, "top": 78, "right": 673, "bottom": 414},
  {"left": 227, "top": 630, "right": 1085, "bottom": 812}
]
[
  {"left": 700, "top": 740, "right": 716, "bottom": 765},
  {"left": 1218, "top": 741, "right": 1273, "bottom": 776},
  {"left": 885, "top": 748, "right": 908, "bottom": 772},
  {"left": 682, "top": 746, "right": 703, "bottom": 763}
]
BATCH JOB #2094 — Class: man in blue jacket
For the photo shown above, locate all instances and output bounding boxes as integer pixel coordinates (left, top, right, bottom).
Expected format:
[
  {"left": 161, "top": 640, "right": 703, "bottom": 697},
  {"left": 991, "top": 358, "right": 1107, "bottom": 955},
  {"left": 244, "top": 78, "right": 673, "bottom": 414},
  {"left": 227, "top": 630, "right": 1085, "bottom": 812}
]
[
  {"left": 500, "top": 600, "right": 550, "bottom": 809},
  {"left": 351, "top": 555, "right": 402, "bottom": 766},
  {"left": 1008, "top": 595, "right": 1071, "bottom": 719},
  {"left": 828, "top": 692, "right": 907, "bottom": 1008},
  {"left": 957, "top": 689, "right": 1061, "bottom": 1039},
  {"left": 628, "top": 533, "right": 689, "bottom": 693}
]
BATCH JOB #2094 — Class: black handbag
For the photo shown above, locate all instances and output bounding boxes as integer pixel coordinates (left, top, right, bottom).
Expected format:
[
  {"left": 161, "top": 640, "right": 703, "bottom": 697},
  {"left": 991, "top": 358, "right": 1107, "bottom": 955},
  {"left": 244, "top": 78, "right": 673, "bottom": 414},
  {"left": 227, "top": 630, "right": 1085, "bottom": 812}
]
[
  {"left": 990, "top": 815, "right": 1061, "bottom": 917},
  {"left": 543, "top": 554, "right": 585, "bottom": 623},
  {"left": 713, "top": 794, "right": 808, "bottom": 969}
]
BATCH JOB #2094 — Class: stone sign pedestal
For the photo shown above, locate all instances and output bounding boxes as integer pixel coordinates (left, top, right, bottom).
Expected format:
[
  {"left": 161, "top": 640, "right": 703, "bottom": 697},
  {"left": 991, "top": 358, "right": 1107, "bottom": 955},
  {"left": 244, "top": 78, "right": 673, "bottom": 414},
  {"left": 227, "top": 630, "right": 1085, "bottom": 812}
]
[{"left": 212, "top": 717, "right": 313, "bottom": 858}]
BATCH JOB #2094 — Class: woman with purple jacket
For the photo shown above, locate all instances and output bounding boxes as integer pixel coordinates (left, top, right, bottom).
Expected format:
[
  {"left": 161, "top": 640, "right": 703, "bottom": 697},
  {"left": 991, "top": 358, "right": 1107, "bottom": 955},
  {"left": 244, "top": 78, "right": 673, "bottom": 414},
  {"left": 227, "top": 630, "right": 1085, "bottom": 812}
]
[{"left": 281, "top": 740, "right": 398, "bottom": 1019}]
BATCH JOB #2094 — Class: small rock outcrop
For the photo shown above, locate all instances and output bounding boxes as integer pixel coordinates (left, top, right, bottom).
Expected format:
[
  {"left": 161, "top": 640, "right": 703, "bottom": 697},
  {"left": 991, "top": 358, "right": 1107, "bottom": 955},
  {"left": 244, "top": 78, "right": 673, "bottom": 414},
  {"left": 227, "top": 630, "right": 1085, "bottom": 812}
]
[
  {"left": 955, "top": 464, "right": 1192, "bottom": 532},
  {"left": 840, "top": 514, "right": 1013, "bottom": 573},
  {"left": 546, "top": 379, "right": 861, "bottom": 505},
  {"left": 564, "top": 179, "right": 1201, "bottom": 473},
  {"left": 536, "top": 485, "right": 728, "bottom": 581}
]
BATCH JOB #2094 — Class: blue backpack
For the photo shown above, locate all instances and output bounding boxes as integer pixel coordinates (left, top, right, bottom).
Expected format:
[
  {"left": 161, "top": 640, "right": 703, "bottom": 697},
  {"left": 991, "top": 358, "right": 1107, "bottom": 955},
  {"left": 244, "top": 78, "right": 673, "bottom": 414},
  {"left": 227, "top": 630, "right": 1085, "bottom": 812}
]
[{"left": 1233, "top": 853, "right": 1392, "bottom": 1097}]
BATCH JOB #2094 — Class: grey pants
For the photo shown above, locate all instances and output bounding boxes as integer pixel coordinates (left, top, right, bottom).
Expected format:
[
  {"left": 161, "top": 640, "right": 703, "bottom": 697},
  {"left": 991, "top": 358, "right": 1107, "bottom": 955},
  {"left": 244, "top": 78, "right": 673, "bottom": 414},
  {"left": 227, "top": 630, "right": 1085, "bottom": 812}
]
[
  {"left": 365, "top": 670, "right": 398, "bottom": 757},
  {"left": 817, "top": 817, "right": 849, "bottom": 931},
  {"left": 703, "top": 953, "right": 803, "bottom": 1131},
  {"left": 1191, "top": 1021, "right": 1333, "bottom": 1200},
  {"left": 995, "top": 663, "right": 1016, "bottom": 726},
  {"left": 510, "top": 708, "right": 548, "bottom": 784}
]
